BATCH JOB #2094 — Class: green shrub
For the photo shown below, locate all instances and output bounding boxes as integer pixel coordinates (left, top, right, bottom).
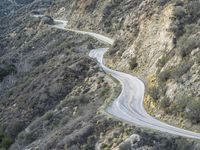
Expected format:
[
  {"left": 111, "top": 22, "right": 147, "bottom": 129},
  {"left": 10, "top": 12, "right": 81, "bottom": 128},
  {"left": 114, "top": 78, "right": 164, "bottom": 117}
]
[
  {"left": 57, "top": 94, "right": 90, "bottom": 110},
  {"left": 156, "top": 55, "right": 169, "bottom": 68},
  {"left": 100, "top": 87, "right": 110, "bottom": 97},
  {"left": 87, "top": 43, "right": 94, "bottom": 49},
  {"left": 0, "top": 64, "right": 17, "bottom": 81},
  {"left": 108, "top": 39, "right": 125, "bottom": 56},
  {"left": 43, "top": 111, "right": 54, "bottom": 121},
  {"left": 0, "top": 125, "right": 13, "bottom": 149},
  {"left": 160, "top": 97, "right": 170, "bottom": 109},
  {"left": 186, "top": 1, "right": 200, "bottom": 22},
  {"left": 1, "top": 136, "right": 13, "bottom": 149},
  {"left": 158, "top": 69, "right": 171, "bottom": 82},
  {"left": 171, "top": 62, "right": 191, "bottom": 81},
  {"left": 169, "top": 21, "right": 182, "bottom": 36},
  {"left": 159, "top": 0, "right": 170, "bottom": 6},
  {"left": 175, "top": 94, "right": 190, "bottom": 112},
  {"left": 177, "top": 34, "right": 200, "bottom": 57},
  {"left": 185, "top": 97, "right": 200, "bottom": 123},
  {"left": 175, "top": 137, "right": 193, "bottom": 150},
  {"left": 173, "top": 6, "right": 186, "bottom": 20},
  {"left": 148, "top": 86, "right": 160, "bottom": 101},
  {"left": 129, "top": 57, "right": 138, "bottom": 70}
]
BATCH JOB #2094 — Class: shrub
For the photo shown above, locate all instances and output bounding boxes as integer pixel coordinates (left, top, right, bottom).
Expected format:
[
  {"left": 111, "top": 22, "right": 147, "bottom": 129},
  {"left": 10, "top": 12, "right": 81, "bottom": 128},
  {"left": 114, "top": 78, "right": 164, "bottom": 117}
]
[
  {"left": 175, "top": 137, "right": 194, "bottom": 150},
  {"left": 58, "top": 94, "right": 90, "bottom": 109},
  {"left": 186, "top": 1, "right": 200, "bottom": 22},
  {"left": 148, "top": 86, "right": 160, "bottom": 101},
  {"left": 159, "top": 0, "right": 171, "bottom": 6},
  {"left": 85, "top": 0, "right": 97, "bottom": 13},
  {"left": 175, "top": 94, "right": 190, "bottom": 112},
  {"left": 0, "top": 64, "right": 17, "bottom": 81},
  {"left": 173, "top": 0, "right": 184, "bottom": 6},
  {"left": 100, "top": 87, "right": 110, "bottom": 97},
  {"left": 0, "top": 125, "right": 13, "bottom": 149},
  {"left": 87, "top": 43, "right": 94, "bottom": 49},
  {"left": 156, "top": 55, "right": 169, "bottom": 68},
  {"left": 171, "top": 62, "right": 191, "bottom": 81},
  {"left": 158, "top": 70, "right": 171, "bottom": 82},
  {"left": 78, "top": 94, "right": 90, "bottom": 103},
  {"left": 1, "top": 136, "right": 13, "bottom": 149},
  {"left": 173, "top": 6, "right": 186, "bottom": 19},
  {"left": 177, "top": 34, "right": 200, "bottom": 57},
  {"left": 103, "top": 3, "right": 112, "bottom": 17},
  {"left": 185, "top": 97, "right": 200, "bottom": 123},
  {"left": 108, "top": 39, "right": 120, "bottom": 55},
  {"left": 169, "top": 21, "right": 182, "bottom": 36},
  {"left": 129, "top": 57, "right": 138, "bottom": 70},
  {"left": 160, "top": 97, "right": 170, "bottom": 109},
  {"left": 43, "top": 111, "right": 54, "bottom": 121}
]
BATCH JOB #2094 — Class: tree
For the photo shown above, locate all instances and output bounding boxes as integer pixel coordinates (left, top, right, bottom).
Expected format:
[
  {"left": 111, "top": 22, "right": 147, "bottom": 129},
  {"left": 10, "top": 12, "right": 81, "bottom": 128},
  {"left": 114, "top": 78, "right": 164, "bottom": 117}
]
[
  {"left": 185, "top": 98, "right": 200, "bottom": 123},
  {"left": 129, "top": 57, "right": 138, "bottom": 70}
]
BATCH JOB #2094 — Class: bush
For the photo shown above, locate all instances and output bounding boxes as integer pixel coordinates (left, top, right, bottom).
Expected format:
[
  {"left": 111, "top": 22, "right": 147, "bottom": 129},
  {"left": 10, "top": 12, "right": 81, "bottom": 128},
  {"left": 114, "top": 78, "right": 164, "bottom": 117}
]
[
  {"left": 186, "top": 1, "right": 200, "bottom": 22},
  {"left": 103, "top": 3, "right": 112, "bottom": 17},
  {"left": 159, "top": 0, "right": 170, "bottom": 6},
  {"left": 171, "top": 62, "right": 191, "bottom": 81},
  {"left": 1, "top": 136, "right": 13, "bottom": 149},
  {"left": 173, "top": 6, "right": 186, "bottom": 19},
  {"left": 129, "top": 57, "right": 138, "bottom": 70},
  {"left": 177, "top": 34, "right": 200, "bottom": 57},
  {"left": 185, "top": 97, "right": 200, "bottom": 123},
  {"left": 100, "top": 87, "right": 110, "bottom": 97},
  {"left": 156, "top": 55, "right": 169, "bottom": 68},
  {"left": 175, "top": 137, "right": 194, "bottom": 150},
  {"left": 169, "top": 21, "right": 182, "bottom": 36},
  {"left": 108, "top": 39, "right": 126, "bottom": 56},
  {"left": 43, "top": 111, "right": 54, "bottom": 121},
  {"left": 57, "top": 94, "right": 90, "bottom": 110},
  {"left": 148, "top": 86, "right": 160, "bottom": 101},
  {"left": 0, "top": 64, "right": 17, "bottom": 81},
  {"left": 160, "top": 97, "right": 170, "bottom": 109},
  {"left": 0, "top": 125, "right": 13, "bottom": 149},
  {"left": 158, "top": 70, "right": 171, "bottom": 82},
  {"left": 175, "top": 94, "right": 190, "bottom": 112}
]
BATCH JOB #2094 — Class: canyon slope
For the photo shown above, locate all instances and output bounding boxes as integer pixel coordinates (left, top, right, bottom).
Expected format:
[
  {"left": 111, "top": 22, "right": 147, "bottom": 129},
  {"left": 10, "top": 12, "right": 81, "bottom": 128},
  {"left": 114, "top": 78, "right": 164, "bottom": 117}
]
[{"left": 0, "top": 0, "right": 200, "bottom": 149}]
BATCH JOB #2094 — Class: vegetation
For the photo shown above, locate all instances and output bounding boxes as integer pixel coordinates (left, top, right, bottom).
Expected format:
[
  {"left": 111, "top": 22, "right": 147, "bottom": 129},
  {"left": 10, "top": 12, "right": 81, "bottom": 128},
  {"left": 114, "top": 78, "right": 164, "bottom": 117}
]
[
  {"left": 160, "top": 96, "right": 170, "bottom": 109},
  {"left": 158, "top": 69, "right": 171, "bottom": 82},
  {"left": 177, "top": 30, "right": 200, "bottom": 57},
  {"left": 129, "top": 57, "right": 138, "bottom": 70},
  {"left": 148, "top": 86, "right": 160, "bottom": 101},
  {"left": 0, "top": 64, "right": 17, "bottom": 81},
  {"left": 185, "top": 97, "right": 200, "bottom": 123},
  {"left": 0, "top": 125, "right": 13, "bottom": 149}
]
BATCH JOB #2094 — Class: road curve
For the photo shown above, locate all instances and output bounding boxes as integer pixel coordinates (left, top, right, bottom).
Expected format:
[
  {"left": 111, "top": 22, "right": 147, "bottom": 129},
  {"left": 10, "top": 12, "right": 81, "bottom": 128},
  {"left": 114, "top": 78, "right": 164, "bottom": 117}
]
[{"left": 34, "top": 15, "right": 200, "bottom": 139}]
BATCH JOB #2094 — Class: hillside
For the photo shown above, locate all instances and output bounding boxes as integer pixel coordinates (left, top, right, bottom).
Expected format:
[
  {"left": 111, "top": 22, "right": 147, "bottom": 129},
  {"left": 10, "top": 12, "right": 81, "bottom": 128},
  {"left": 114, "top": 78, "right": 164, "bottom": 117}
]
[
  {"left": 0, "top": 0, "right": 200, "bottom": 150},
  {"left": 51, "top": 0, "right": 200, "bottom": 132}
]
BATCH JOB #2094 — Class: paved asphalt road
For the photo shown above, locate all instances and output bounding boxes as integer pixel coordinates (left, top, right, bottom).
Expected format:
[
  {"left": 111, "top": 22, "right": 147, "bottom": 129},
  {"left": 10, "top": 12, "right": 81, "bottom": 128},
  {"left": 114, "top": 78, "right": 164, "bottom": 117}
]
[{"left": 34, "top": 15, "right": 200, "bottom": 139}]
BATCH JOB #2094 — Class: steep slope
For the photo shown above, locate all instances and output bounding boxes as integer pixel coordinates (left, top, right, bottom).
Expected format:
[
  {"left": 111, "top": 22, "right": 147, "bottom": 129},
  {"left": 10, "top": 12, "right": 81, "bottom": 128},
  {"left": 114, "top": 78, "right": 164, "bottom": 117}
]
[
  {"left": 1, "top": 0, "right": 200, "bottom": 149},
  {"left": 51, "top": 0, "right": 200, "bottom": 132}
]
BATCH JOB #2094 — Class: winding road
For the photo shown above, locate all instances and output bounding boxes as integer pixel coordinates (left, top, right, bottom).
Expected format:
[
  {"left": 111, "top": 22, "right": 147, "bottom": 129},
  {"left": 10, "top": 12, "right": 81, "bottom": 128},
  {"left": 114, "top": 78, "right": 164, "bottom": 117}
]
[{"left": 34, "top": 15, "right": 200, "bottom": 139}]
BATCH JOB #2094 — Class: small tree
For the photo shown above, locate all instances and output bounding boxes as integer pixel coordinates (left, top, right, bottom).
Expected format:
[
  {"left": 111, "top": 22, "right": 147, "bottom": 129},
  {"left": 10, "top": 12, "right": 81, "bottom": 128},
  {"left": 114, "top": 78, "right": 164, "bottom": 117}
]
[
  {"left": 185, "top": 98, "right": 200, "bottom": 123},
  {"left": 129, "top": 57, "right": 138, "bottom": 70},
  {"left": 148, "top": 86, "right": 160, "bottom": 101},
  {"left": 158, "top": 70, "right": 171, "bottom": 82},
  {"left": 160, "top": 96, "right": 170, "bottom": 109}
]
